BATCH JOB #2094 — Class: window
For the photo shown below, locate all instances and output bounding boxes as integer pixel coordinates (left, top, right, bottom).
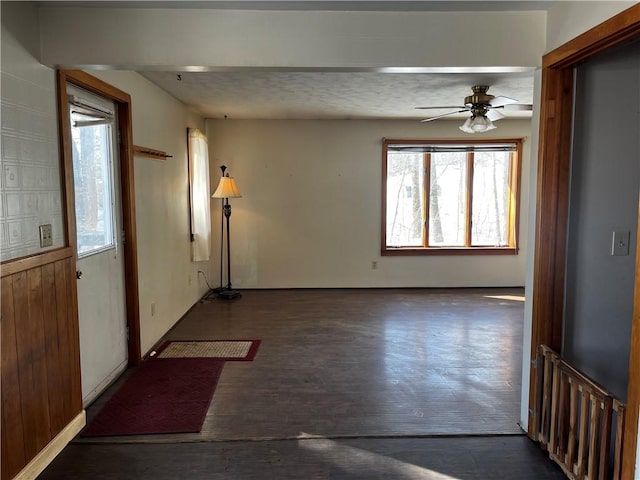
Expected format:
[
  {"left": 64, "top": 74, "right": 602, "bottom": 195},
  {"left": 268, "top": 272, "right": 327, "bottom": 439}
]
[
  {"left": 68, "top": 86, "right": 117, "bottom": 258},
  {"left": 382, "top": 139, "right": 522, "bottom": 255},
  {"left": 188, "top": 128, "right": 211, "bottom": 262}
]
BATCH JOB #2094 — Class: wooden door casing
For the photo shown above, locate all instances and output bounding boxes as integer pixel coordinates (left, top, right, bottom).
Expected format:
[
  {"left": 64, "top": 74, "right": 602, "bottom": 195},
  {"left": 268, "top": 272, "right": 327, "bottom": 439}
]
[{"left": 529, "top": 5, "right": 640, "bottom": 480}]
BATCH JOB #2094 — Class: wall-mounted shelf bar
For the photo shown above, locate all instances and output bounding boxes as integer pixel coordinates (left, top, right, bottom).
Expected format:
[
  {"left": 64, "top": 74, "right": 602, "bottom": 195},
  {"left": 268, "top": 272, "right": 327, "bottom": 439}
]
[{"left": 133, "top": 145, "right": 172, "bottom": 160}]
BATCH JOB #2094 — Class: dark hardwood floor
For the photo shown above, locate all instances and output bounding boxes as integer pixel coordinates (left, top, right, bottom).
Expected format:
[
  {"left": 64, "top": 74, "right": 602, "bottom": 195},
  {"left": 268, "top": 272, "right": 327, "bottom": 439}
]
[
  {"left": 38, "top": 288, "right": 566, "bottom": 479},
  {"left": 39, "top": 436, "right": 564, "bottom": 479}
]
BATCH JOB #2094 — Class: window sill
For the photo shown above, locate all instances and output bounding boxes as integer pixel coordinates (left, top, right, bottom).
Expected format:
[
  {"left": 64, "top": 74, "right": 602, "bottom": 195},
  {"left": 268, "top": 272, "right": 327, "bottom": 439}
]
[{"left": 382, "top": 247, "right": 519, "bottom": 256}]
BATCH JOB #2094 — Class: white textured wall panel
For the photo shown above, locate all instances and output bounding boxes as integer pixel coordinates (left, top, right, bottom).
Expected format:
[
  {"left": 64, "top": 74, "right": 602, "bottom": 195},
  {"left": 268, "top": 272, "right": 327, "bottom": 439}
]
[{"left": 1, "top": 3, "right": 64, "bottom": 261}]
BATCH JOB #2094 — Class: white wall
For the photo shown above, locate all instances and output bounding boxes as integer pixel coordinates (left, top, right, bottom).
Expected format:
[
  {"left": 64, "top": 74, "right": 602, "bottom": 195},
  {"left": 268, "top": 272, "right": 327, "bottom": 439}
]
[
  {"left": 545, "top": 1, "right": 636, "bottom": 52},
  {"left": 1, "top": 3, "right": 65, "bottom": 261},
  {"left": 207, "top": 118, "right": 531, "bottom": 288},
  {"left": 83, "top": 71, "right": 211, "bottom": 355},
  {"left": 38, "top": 8, "right": 546, "bottom": 69}
]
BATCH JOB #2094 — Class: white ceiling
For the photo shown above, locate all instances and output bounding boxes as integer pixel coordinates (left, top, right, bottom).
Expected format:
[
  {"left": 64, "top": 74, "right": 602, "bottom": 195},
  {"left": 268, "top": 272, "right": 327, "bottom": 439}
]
[{"left": 141, "top": 69, "right": 535, "bottom": 121}]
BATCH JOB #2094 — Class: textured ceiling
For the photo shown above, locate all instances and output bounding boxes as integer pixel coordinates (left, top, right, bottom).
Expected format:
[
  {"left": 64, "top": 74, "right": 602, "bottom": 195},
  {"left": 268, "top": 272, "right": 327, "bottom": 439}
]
[{"left": 141, "top": 70, "right": 535, "bottom": 121}]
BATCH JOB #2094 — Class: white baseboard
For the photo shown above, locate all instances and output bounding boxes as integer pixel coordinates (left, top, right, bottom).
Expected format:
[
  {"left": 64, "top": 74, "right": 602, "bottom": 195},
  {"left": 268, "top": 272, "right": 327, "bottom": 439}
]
[{"left": 13, "top": 411, "right": 86, "bottom": 480}]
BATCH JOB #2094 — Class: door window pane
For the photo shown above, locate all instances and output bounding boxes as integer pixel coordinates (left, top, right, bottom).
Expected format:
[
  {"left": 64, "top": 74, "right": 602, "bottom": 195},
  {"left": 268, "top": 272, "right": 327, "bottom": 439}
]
[
  {"left": 70, "top": 113, "right": 116, "bottom": 257},
  {"left": 472, "top": 152, "right": 510, "bottom": 246},
  {"left": 429, "top": 153, "right": 466, "bottom": 246},
  {"left": 386, "top": 153, "right": 424, "bottom": 246}
]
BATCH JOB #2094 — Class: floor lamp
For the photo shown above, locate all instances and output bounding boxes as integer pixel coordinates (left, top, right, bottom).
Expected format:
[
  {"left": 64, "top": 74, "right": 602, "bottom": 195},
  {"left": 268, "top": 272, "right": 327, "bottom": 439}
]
[{"left": 212, "top": 165, "right": 242, "bottom": 300}]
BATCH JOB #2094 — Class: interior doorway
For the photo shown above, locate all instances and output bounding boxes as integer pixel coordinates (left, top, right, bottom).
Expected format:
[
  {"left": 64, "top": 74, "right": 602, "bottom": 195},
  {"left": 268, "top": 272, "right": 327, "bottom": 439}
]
[{"left": 527, "top": 6, "right": 640, "bottom": 477}]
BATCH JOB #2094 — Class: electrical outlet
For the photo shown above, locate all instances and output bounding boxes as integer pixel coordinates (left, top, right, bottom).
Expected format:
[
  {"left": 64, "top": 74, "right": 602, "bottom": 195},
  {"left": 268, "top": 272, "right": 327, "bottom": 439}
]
[
  {"left": 151, "top": 302, "right": 156, "bottom": 316},
  {"left": 39, "top": 224, "right": 53, "bottom": 247},
  {"left": 372, "top": 261, "right": 378, "bottom": 270}
]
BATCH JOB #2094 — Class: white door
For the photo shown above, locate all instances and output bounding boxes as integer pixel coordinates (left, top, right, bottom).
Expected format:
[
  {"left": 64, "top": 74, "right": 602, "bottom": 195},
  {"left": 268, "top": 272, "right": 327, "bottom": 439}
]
[{"left": 67, "top": 84, "right": 128, "bottom": 406}]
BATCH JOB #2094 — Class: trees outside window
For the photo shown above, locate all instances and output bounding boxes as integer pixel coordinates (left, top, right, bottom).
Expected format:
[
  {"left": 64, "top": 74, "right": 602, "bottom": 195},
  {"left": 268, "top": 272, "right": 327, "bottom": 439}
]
[{"left": 382, "top": 139, "right": 522, "bottom": 256}]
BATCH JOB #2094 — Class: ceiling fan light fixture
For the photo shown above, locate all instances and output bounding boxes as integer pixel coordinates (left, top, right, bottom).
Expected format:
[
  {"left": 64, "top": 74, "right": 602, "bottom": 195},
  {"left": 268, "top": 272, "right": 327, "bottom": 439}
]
[
  {"left": 471, "top": 115, "right": 496, "bottom": 132},
  {"left": 460, "top": 115, "right": 497, "bottom": 133},
  {"left": 459, "top": 117, "right": 474, "bottom": 133},
  {"left": 421, "top": 84, "right": 533, "bottom": 131}
]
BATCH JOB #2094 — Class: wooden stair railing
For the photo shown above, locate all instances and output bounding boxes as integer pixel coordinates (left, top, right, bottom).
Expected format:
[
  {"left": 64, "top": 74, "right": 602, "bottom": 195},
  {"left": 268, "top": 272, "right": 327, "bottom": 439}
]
[{"left": 532, "top": 345, "right": 626, "bottom": 480}]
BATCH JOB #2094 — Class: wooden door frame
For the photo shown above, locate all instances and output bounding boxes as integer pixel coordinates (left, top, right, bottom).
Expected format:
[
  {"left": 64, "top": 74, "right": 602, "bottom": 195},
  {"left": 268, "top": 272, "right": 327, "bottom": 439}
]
[
  {"left": 57, "top": 70, "right": 141, "bottom": 366},
  {"left": 527, "top": 5, "right": 640, "bottom": 478}
]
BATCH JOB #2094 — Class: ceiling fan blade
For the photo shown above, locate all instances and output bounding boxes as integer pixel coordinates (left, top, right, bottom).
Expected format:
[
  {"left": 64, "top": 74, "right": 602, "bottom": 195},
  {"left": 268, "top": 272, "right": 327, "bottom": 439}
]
[
  {"left": 489, "top": 96, "right": 519, "bottom": 108},
  {"left": 503, "top": 103, "right": 533, "bottom": 111},
  {"left": 420, "top": 109, "right": 469, "bottom": 122},
  {"left": 486, "top": 109, "right": 505, "bottom": 121},
  {"left": 415, "top": 106, "right": 467, "bottom": 110}
]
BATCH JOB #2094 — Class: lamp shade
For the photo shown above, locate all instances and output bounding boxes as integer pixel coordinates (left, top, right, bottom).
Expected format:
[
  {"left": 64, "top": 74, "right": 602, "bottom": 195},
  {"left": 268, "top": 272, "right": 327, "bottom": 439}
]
[{"left": 212, "top": 176, "right": 242, "bottom": 199}]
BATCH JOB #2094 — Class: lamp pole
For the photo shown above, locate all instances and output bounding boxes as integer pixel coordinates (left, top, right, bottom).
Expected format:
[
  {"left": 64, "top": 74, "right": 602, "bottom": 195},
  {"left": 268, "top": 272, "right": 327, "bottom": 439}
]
[
  {"left": 223, "top": 197, "right": 232, "bottom": 290},
  {"left": 216, "top": 165, "right": 226, "bottom": 292},
  {"left": 212, "top": 165, "right": 242, "bottom": 300}
]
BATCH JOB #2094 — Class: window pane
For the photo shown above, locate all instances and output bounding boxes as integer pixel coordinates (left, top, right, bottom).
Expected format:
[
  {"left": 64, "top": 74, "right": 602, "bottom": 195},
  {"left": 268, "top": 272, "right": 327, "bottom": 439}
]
[
  {"left": 429, "top": 153, "right": 467, "bottom": 246},
  {"left": 472, "top": 151, "right": 510, "bottom": 246},
  {"left": 71, "top": 118, "right": 115, "bottom": 257},
  {"left": 386, "top": 153, "right": 424, "bottom": 246}
]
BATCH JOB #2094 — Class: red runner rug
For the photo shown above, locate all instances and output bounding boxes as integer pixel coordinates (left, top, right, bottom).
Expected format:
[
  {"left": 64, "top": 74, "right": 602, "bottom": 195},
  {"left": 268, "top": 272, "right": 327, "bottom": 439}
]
[{"left": 82, "top": 358, "right": 224, "bottom": 437}]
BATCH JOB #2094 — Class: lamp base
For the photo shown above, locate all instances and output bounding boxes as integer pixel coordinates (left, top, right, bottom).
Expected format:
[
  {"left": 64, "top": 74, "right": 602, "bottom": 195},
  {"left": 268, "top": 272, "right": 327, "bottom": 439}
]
[
  {"left": 217, "top": 289, "right": 242, "bottom": 300},
  {"left": 200, "top": 288, "right": 221, "bottom": 303}
]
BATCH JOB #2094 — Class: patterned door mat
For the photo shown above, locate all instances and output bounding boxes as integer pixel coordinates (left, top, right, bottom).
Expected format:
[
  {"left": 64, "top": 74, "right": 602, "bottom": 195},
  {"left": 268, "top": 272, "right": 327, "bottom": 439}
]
[{"left": 153, "top": 340, "right": 260, "bottom": 361}]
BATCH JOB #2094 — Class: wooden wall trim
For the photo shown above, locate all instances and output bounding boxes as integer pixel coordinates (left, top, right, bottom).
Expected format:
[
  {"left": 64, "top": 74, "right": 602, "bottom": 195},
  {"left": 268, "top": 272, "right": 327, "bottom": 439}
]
[
  {"left": 625, "top": 208, "right": 640, "bottom": 480},
  {"left": 543, "top": 3, "right": 640, "bottom": 69},
  {"left": 1, "top": 247, "right": 73, "bottom": 278},
  {"left": 528, "top": 67, "right": 574, "bottom": 429},
  {"left": 12, "top": 411, "right": 85, "bottom": 480},
  {"left": 512, "top": 140, "right": 524, "bottom": 250},
  {"left": 528, "top": 5, "right": 640, "bottom": 479},
  {"left": 58, "top": 70, "right": 131, "bottom": 104},
  {"left": 117, "top": 92, "right": 142, "bottom": 365},
  {"left": 380, "top": 139, "right": 389, "bottom": 255},
  {"left": 56, "top": 71, "right": 76, "bottom": 260}
]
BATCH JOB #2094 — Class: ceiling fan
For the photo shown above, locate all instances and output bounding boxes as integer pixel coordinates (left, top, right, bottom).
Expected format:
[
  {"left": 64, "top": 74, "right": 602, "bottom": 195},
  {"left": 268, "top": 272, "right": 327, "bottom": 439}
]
[{"left": 416, "top": 85, "right": 533, "bottom": 133}]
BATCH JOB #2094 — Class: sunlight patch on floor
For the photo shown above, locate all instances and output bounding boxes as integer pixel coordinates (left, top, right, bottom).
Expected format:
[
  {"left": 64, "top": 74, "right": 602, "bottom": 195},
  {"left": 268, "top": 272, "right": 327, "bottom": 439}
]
[
  {"left": 484, "top": 294, "right": 525, "bottom": 302},
  {"left": 298, "top": 435, "right": 462, "bottom": 479}
]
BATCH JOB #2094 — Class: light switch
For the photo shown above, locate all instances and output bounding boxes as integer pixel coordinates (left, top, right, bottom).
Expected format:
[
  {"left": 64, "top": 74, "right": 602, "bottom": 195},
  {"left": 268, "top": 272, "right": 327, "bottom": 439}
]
[
  {"left": 39, "top": 224, "right": 53, "bottom": 248},
  {"left": 612, "top": 231, "right": 630, "bottom": 256}
]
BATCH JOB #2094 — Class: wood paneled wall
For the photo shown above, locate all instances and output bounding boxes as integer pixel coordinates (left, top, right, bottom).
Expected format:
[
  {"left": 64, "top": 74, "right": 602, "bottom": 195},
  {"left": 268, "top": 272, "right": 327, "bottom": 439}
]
[{"left": 1, "top": 251, "right": 82, "bottom": 480}]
